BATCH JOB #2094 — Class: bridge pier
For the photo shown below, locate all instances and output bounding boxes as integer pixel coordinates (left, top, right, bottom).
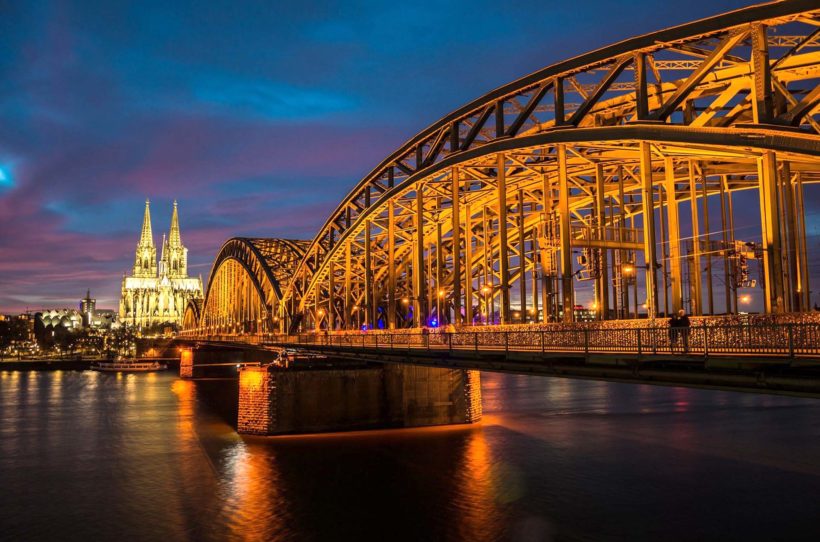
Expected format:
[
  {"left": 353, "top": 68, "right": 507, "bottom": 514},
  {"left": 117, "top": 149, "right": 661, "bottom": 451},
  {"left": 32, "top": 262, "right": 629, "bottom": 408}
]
[{"left": 238, "top": 364, "right": 481, "bottom": 436}]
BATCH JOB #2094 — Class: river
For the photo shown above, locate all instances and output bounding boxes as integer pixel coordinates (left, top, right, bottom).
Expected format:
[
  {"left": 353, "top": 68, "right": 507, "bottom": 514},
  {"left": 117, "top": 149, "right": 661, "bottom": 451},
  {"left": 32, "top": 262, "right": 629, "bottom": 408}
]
[{"left": 1, "top": 369, "right": 818, "bottom": 541}]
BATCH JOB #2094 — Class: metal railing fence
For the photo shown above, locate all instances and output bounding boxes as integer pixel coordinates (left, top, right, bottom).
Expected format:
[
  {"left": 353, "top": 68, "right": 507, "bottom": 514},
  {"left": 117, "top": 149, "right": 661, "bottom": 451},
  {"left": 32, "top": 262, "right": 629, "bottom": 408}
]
[{"left": 194, "top": 322, "right": 820, "bottom": 359}]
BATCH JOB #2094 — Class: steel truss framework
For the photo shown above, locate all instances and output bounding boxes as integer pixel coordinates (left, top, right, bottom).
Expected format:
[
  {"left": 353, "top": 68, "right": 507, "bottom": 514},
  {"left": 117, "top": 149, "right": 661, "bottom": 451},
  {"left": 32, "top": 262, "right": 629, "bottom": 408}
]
[
  {"left": 185, "top": 1, "right": 820, "bottom": 335},
  {"left": 192, "top": 238, "right": 309, "bottom": 335}
]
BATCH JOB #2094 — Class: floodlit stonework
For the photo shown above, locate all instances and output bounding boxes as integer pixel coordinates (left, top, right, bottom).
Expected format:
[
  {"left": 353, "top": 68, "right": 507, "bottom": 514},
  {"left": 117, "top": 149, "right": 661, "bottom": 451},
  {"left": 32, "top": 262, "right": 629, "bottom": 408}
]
[{"left": 119, "top": 200, "right": 203, "bottom": 328}]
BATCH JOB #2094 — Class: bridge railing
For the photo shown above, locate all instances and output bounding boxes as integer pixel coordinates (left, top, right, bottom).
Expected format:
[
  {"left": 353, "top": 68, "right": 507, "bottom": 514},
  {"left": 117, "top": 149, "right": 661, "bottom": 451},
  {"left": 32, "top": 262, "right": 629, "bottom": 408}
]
[{"left": 264, "top": 322, "right": 820, "bottom": 359}]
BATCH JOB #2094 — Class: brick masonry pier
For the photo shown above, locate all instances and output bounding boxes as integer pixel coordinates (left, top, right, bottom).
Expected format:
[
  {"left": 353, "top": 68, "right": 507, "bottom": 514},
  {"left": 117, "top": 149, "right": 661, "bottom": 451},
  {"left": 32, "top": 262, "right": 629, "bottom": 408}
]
[{"left": 237, "top": 364, "right": 481, "bottom": 436}]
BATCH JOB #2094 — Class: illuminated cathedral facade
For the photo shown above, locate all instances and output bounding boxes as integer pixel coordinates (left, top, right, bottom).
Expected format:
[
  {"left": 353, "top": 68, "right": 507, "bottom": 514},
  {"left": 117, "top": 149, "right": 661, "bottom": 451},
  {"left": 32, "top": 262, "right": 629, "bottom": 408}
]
[{"left": 119, "top": 200, "right": 203, "bottom": 328}]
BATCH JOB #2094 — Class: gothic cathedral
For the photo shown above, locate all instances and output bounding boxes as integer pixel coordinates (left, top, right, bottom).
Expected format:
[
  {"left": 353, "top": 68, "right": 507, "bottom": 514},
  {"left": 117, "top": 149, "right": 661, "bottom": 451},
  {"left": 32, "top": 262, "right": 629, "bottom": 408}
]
[{"left": 119, "top": 200, "right": 203, "bottom": 328}]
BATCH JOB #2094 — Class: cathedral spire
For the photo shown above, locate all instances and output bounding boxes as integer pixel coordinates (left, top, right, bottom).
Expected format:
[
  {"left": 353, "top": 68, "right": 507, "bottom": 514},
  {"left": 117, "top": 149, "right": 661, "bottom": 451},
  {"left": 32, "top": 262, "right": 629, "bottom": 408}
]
[
  {"left": 169, "top": 200, "right": 181, "bottom": 247},
  {"left": 139, "top": 199, "right": 154, "bottom": 247},
  {"left": 133, "top": 199, "right": 158, "bottom": 278}
]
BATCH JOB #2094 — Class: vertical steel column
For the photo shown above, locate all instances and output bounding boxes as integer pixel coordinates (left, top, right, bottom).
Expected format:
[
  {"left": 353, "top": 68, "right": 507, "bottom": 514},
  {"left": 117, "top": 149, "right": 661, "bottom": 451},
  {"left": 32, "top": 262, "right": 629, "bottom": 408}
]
[
  {"left": 554, "top": 77, "right": 565, "bottom": 126},
  {"left": 701, "top": 178, "right": 714, "bottom": 314},
  {"left": 727, "top": 188, "right": 738, "bottom": 313},
  {"left": 688, "top": 160, "right": 703, "bottom": 315},
  {"left": 364, "top": 221, "right": 373, "bottom": 328},
  {"left": 482, "top": 207, "right": 490, "bottom": 324},
  {"left": 387, "top": 200, "right": 397, "bottom": 329},
  {"left": 608, "top": 194, "right": 618, "bottom": 319},
  {"left": 640, "top": 141, "right": 658, "bottom": 319},
  {"left": 497, "top": 153, "right": 511, "bottom": 324},
  {"left": 465, "top": 202, "right": 473, "bottom": 326},
  {"left": 314, "top": 282, "right": 321, "bottom": 332},
  {"left": 531, "top": 228, "right": 540, "bottom": 321},
  {"left": 595, "top": 164, "right": 609, "bottom": 319},
  {"left": 541, "top": 172, "right": 553, "bottom": 321},
  {"left": 750, "top": 24, "right": 773, "bottom": 125},
  {"left": 436, "top": 221, "right": 443, "bottom": 323},
  {"left": 617, "top": 168, "right": 628, "bottom": 318},
  {"left": 795, "top": 172, "right": 811, "bottom": 311},
  {"left": 344, "top": 242, "right": 352, "bottom": 329},
  {"left": 414, "top": 187, "right": 426, "bottom": 326},
  {"left": 658, "top": 181, "right": 669, "bottom": 316},
  {"left": 328, "top": 262, "right": 335, "bottom": 331},
  {"left": 634, "top": 51, "right": 649, "bottom": 120},
  {"left": 781, "top": 162, "right": 800, "bottom": 311},
  {"left": 719, "top": 177, "right": 732, "bottom": 314},
  {"left": 518, "top": 189, "right": 527, "bottom": 321},
  {"left": 557, "top": 144, "right": 574, "bottom": 322},
  {"left": 757, "top": 151, "right": 784, "bottom": 313},
  {"left": 451, "top": 166, "right": 462, "bottom": 324}
]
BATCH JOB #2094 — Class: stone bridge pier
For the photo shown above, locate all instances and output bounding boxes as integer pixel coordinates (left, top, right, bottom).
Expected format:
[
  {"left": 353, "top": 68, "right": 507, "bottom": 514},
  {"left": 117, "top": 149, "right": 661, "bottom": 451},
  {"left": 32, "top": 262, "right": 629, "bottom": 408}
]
[{"left": 177, "top": 343, "right": 481, "bottom": 436}]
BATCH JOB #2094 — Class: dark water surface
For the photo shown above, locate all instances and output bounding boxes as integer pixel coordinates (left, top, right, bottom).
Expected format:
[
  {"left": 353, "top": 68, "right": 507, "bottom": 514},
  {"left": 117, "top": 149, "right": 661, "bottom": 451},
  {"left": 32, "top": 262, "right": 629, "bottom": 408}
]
[{"left": 1, "top": 369, "right": 819, "bottom": 541}]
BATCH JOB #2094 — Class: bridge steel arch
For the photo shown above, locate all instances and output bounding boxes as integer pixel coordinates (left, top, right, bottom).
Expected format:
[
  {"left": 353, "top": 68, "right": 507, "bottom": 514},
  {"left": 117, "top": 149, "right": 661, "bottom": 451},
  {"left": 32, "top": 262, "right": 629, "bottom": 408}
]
[
  {"left": 190, "top": 1, "right": 820, "bottom": 336},
  {"left": 280, "top": 0, "right": 820, "bottom": 332},
  {"left": 185, "top": 238, "right": 309, "bottom": 335}
]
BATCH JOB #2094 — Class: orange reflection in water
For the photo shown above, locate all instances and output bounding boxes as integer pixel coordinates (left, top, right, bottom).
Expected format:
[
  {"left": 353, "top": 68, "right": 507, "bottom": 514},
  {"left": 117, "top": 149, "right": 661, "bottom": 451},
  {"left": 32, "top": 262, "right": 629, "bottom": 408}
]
[
  {"left": 171, "top": 379, "right": 195, "bottom": 435},
  {"left": 221, "top": 444, "right": 287, "bottom": 540},
  {"left": 454, "top": 427, "right": 503, "bottom": 540}
]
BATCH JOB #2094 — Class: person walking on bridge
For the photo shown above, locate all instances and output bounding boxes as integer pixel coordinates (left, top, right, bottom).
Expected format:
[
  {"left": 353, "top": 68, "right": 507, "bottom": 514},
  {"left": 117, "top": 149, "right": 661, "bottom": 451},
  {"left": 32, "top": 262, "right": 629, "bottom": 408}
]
[
  {"left": 668, "top": 312, "right": 681, "bottom": 351},
  {"left": 677, "top": 309, "right": 691, "bottom": 353}
]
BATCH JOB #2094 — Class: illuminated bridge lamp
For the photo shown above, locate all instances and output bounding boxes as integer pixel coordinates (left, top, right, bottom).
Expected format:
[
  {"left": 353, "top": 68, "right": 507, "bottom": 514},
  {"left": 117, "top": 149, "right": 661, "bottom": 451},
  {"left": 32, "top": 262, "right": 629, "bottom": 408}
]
[
  {"left": 401, "top": 297, "right": 410, "bottom": 305},
  {"left": 741, "top": 295, "right": 752, "bottom": 304}
]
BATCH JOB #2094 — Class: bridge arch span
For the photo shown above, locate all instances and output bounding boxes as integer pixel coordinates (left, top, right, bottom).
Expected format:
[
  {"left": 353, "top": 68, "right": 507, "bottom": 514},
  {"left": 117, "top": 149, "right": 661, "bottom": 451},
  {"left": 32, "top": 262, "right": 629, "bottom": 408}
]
[{"left": 184, "top": 238, "right": 309, "bottom": 335}]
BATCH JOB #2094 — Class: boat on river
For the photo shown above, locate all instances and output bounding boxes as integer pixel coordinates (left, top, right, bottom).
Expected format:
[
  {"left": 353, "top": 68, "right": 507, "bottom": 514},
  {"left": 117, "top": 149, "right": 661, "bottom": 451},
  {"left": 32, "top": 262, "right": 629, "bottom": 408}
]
[{"left": 90, "top": 359, "right": 167, "bottom": 372}]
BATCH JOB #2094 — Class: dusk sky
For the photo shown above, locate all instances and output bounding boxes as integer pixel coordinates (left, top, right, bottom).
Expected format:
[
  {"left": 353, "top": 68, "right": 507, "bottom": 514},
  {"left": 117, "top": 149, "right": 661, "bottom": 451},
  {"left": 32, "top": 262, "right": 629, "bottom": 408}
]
[{"left": 1, "top": 0, "right": 772, "bottom": 312}]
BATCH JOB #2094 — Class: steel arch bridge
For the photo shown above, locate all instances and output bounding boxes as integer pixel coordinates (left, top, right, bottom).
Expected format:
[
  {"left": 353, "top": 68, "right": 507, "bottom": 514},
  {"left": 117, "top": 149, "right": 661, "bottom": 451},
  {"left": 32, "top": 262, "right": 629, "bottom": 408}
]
[
  {"left": 184, "top": 1, "right": 820, "bottom": 338},
  {"left": 186, "top": 238, "right": 310, "bottom": 335}
]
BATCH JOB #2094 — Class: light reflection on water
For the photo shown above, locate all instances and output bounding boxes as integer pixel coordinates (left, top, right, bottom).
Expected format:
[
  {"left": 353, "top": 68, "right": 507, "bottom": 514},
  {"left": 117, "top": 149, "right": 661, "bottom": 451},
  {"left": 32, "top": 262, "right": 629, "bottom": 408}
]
[{"left": 1, "top": 369, "right": 819, "bottom": 541}]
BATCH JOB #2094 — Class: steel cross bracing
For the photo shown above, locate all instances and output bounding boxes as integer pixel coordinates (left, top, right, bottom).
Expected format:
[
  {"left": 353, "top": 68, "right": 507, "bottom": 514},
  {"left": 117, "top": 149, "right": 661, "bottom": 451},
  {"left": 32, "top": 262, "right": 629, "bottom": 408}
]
[
  {"left": 185, "top": 1, "right": 820, "bottom": 336},
  {"left": 191, "top": 238, "right": 309, "bottom": 335}
]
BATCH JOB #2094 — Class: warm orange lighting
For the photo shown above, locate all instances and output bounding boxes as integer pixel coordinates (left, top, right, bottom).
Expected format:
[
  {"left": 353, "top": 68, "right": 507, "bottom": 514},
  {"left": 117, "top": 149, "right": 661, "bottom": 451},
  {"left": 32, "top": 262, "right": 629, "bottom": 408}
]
[
  {"left": 352, "top": 305, "right": 359, "bottom": 310},
  {"left": 438, "top": 289, "right": 446, "bottom": 298},
  {"left": 481, "top": 286, "right": 491, "bottom": 295},
  {"left": 317, "top": 309, "right": 325, "bottom": 316},
  {"left": 401, "top": 297, "right": 410, "bottom": 305},
  {"left": 591, "top": 301, "right": 598, "bottom": 310},
  {"left": 740, "top": 294, "right": 751, "bottom": 304},
  {"left": 623, "top": 264, "right": 635, "bottom": 275},
  {"left": 239, "top": 367, "right": 265, "bottom": 392}
]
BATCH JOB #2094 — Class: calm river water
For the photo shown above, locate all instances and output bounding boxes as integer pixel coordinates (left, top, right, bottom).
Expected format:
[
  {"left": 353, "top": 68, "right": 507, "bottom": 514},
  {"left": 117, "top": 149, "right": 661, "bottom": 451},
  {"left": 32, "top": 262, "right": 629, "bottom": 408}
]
[{"left": 1, "top": 369, "right": 819, "bottom": 541}]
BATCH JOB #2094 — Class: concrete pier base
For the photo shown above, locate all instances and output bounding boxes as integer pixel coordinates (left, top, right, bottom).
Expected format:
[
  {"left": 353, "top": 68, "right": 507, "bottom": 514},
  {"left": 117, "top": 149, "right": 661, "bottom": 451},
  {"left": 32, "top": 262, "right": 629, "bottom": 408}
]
[{"left": 238, "top": 364, "right": 482, "bottom": 436}]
